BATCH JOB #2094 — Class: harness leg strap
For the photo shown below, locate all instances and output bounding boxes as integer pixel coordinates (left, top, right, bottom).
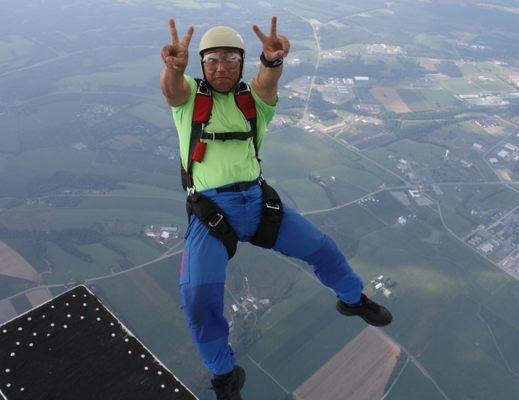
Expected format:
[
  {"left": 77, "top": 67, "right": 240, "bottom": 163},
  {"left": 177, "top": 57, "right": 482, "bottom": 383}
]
[
  {"left": 186, "top": 193, "right": 238, "bottom": 259},
  {"left": 250, "top": 180, "right": 284, "bottom": 249}
]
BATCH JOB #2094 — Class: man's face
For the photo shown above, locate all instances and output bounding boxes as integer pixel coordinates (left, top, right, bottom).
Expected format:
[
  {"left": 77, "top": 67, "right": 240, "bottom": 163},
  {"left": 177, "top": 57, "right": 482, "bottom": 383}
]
[{"left": 202, "top": 48, "right": 242, "bottom": 93}]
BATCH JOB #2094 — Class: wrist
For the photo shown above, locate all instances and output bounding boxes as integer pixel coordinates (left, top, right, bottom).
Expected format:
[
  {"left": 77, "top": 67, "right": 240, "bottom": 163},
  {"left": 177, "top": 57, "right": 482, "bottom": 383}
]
[{"left": 260, "top": 52, "right": 283, "bottom": 68}]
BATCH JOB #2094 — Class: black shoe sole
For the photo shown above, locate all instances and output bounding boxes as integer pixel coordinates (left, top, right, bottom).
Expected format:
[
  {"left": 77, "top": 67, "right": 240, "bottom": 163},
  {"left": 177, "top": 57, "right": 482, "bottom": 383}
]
[{"left": 336, "top": 300, "right": 393, "bottom": 327}]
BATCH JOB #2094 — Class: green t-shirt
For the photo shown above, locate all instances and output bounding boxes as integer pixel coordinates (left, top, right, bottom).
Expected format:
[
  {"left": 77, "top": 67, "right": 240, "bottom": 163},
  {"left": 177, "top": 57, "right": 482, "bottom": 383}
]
[{"left": 171, "top": 75, "right": 276, "bottom": 191}]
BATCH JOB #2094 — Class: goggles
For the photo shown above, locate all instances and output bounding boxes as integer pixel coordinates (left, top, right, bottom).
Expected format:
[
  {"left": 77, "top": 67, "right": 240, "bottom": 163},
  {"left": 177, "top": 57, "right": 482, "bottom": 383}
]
[{"left": 202, "top": 52, "right": 242, "bottom": 68}]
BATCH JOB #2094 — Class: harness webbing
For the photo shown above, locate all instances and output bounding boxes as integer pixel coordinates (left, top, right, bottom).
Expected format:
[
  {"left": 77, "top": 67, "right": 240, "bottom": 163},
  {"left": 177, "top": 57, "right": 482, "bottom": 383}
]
[
  {"left": 181, "top": 78, "right": 283, "bottom": 260},
  {"left": 181, "top": 79, "right": 261, "bottom": 192}
]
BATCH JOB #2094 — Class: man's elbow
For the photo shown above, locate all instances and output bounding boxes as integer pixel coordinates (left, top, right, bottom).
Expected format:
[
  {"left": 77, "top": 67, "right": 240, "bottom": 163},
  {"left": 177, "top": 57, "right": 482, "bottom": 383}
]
[
  {"left": 252, "top": 79, "right": 277, "bottom": 106},
  {"left": 163, "top": 95, "right": 177, "bottom": 107}
]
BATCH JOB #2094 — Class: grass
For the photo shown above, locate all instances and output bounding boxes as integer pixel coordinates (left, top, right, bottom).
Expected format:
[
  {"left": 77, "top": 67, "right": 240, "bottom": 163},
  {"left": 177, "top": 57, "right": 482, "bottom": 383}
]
[
  {"left": 42, "top": 242, "right": 112, "bottom": 285},
  {"left": 384, "top": 360, "right": 446, "bottom": 400},
  {"left": 0, "top": 114, "right": 19, "bottom": 153},
  {"left": 7, "top": 146, "right": 96, "bottom": 175},
  {"left": 280, "top": 177, "right": 332, "bottom": 211},
  {"left": 0, "top": 200, "right": 185, "bottom": 232},
  {"left": 105, "top": 236, "right": 163, "bottom": 266},
  {"left": 55, "top": 55, "right": 160, "bottom": 92},
  {"left": 440, "top": 78, "right": 481, "bottom": 96},
  {"left": 313, "top": 164, "right": 384, "bottom": 192},
  {"left": 127, "top": 103, "right": 173, "bottom": 129},
  {"left": 0, "top": 35, "right": 33, "bottom": 64}
]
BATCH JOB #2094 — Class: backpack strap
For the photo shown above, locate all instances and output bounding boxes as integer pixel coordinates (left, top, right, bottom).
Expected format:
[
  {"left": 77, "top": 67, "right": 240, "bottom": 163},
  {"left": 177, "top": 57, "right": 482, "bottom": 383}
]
[
  {"left": 182, "top": 79, "right": 213, "bottom": 192},
  {"left": 234, "top": 82, "right": 262, "bottom": 173}
]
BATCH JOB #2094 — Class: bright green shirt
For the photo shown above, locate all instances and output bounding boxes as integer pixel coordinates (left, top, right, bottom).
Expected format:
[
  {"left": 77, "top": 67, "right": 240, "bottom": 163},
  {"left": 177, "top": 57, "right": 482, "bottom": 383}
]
[{"left": 171, "top": 75, "right": 276, "bottom": 191}]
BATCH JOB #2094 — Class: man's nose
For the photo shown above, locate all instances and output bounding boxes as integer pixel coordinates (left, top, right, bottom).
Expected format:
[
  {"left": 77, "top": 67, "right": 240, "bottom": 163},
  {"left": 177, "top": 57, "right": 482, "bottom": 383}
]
[{"left": 215, "top": 61, "right": 227, "bottom": 71}]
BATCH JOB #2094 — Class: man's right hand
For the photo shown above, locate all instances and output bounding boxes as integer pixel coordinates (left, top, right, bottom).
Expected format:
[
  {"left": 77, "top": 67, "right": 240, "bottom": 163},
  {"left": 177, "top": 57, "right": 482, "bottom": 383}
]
[{"left": 161, "top": 18, "right": 194, "bottom": 73}]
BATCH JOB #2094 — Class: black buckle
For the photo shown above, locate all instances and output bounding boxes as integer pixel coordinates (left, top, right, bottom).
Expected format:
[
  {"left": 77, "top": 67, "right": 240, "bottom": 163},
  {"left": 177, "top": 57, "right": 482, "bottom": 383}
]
[
  {"left": 197, "top": 80, "right": 211, "bottom": 96},
  {"left": 234, "top": 81, "right": 249, "bottom": 95},
  {"left": 208, "top": 213, "right": 224, "bottom": 227},
  {"left": 265, "top": 201, "right": 281, "bottom": 210}
]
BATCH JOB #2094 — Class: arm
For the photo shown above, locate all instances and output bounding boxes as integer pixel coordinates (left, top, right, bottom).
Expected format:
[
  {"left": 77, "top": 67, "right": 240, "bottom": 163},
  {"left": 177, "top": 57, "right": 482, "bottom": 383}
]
[
  {"left": 251, "top": 17, "right": 290, "bottom": 105},
  {"left": 251, "top": 59, "right": 283, "bottom": 106},
  {"left": 160, "top": 67, "right": 190, "bottom": 107},
  {"left": 160, "top": 18, "right": 194, "bottom": 107}
]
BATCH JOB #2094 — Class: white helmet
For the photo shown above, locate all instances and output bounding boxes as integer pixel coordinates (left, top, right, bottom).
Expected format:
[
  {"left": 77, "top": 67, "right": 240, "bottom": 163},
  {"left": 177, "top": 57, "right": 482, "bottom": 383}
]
[{"left": 199, "top": 26, "right": 246, "bottom": 56}]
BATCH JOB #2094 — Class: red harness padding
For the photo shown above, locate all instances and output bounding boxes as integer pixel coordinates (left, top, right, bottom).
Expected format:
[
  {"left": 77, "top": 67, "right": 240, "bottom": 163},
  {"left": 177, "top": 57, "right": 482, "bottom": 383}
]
[
  {"left": 235, "top": 90, "right": 257, "bottom": 120},
  {"left": 193, "top": 92, "right": 212, "bottom": 123}
]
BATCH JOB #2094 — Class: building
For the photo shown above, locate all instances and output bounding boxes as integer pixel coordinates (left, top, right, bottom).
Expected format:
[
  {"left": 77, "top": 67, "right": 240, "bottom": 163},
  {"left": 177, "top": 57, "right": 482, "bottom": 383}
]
[
  {"left": 479, "top": 242, "right": 494, "bottom": 253},
  {"left": 408, "top": 189, "right": 421, "bottom": 198},
  {"left": 498, "top": 150, "right": 510, "bottom": 159}
]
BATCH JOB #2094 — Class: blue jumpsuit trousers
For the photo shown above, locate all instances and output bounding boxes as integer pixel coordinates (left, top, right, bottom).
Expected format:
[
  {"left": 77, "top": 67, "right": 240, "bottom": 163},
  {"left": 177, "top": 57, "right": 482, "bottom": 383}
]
[{"left": 179, "top": 179, "right": 364, "bottom": 375}]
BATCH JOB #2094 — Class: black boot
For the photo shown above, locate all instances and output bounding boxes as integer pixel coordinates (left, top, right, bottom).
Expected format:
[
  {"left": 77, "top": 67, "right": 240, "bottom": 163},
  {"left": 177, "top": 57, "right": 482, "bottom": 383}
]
[
  {"left": 337, "top": 293, "right": 393, "bottom": 326},
  {"left": 210, "top": 365, "right": 246, "bottom": 400}
]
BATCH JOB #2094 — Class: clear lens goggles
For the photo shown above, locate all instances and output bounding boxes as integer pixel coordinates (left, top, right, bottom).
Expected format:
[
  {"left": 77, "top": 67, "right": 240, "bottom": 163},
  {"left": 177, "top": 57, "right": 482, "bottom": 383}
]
[{"left": 202, "top": 53, "right": 242, "bottom": 67}]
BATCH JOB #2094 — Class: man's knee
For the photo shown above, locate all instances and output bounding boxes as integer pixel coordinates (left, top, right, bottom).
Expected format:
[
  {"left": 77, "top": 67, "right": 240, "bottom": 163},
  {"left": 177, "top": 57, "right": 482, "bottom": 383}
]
[
  {"left": 272, "top": 205, "right": 325, "bottom": 258},
  {"left": 303, "top": 234, "right": 349, "bottom": 286},
  {"left": 181, "top": 282, "right": 228, "bottom": 343}
]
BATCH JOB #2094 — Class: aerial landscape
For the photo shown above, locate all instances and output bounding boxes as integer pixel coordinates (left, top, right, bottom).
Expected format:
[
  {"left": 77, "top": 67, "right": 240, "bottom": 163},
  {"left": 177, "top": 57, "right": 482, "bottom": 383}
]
[{"left": 0, "top": 0, "right": 518, "bottom": 399}]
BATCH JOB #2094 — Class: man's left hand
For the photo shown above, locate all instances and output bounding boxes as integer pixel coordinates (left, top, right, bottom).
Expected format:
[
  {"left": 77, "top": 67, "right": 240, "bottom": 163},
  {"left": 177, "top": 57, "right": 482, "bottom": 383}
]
[{"left": 253, "top": 16, "right": 290, "bottom": 61}]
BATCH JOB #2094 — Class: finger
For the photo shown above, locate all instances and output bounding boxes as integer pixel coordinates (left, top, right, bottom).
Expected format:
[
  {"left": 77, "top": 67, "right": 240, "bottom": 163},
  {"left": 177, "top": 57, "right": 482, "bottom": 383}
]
[
  {"left": 280, "top": 35, "right": 290, "bottom": 56},
  {"left": 252, "top": 24, "right": 268, "bottom": 43},
  {"left": 161, "top": 47, "right": 168, "bottom": 62},
  {"left": 165, "top": 55, "right": 182, "bottom": 68},
  {"left": 182, "top": 26, "right": 194, "bottom": 46},
  {"left": 169, "top": 18, "right": 179, "bottom": 44},
  {"left": 269, "top": 16, "right": 277, "bottom": 37},
  {"left": 272, "top": 50, "right": 284, "bottom": 59},
  {"left": 161, "top": 44, "right": 172, "bottom": 58}
]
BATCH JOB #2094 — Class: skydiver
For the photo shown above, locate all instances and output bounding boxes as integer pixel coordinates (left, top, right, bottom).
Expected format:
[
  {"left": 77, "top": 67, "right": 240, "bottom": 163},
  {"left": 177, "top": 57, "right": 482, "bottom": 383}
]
[{"left": 160, "top": 16, "right": 393, "bottom": 400}]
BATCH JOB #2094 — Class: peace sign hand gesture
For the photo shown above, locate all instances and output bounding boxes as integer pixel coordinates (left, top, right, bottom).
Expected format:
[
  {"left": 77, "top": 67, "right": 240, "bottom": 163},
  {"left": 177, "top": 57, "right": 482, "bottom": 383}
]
[
  {"left": 161, "top": 18, "right": 194, "bottom": 73},
  {"left": 252, "top": 16, "right": 290, "bottom": 61}
]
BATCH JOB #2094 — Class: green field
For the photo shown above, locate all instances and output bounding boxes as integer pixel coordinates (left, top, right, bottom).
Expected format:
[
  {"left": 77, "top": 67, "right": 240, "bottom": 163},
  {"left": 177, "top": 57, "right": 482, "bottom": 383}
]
[
  {"left": 127, "top": 102, "right": 173, "bottom": 129},
  {"left": 385, "top": 360, "right": 446, "bottom": 400},
  {"left": 0, "top": 198, "right": 185, "bottom": 232},
  {"left": 105, "top": 236, "right": 163, "bottom": 266},
  {"left": 422, "top": 89, "right": 464, "bottom": 109},
  {"left": 280, "top": 177, "right": 332, "bottom": 211},
  {"left": 0, "top": 35, "right": 33, "bottom": 64},
  {"left": 472, "top": 77, "right": 514, "bottom": 93},
  {"left": 43, "top": 242, "right": 113, "bottom": 284},
  {"left": 0, "top": 114, "right": 19, "bottom": 153},
  {"left": 55, "top": 55, "right": 161, "bottom": 93},
  {"left": 440, "top": 78, "right": 482, "bottom": 96}
]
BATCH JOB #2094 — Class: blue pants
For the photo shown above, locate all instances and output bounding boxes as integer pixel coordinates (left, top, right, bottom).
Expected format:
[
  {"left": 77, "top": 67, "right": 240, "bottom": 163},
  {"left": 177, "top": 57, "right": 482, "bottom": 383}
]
[{"left": 179, "top": 180, "right": 363, "bottom": 375}]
